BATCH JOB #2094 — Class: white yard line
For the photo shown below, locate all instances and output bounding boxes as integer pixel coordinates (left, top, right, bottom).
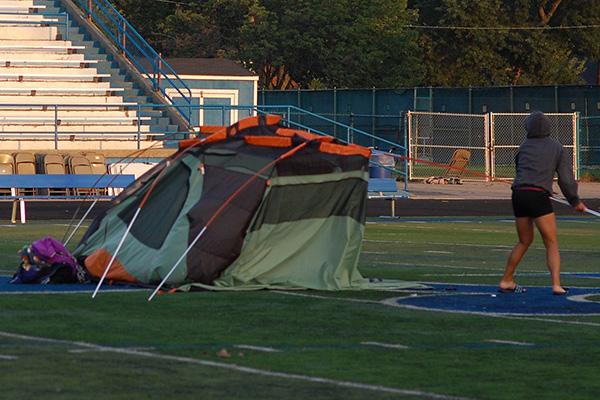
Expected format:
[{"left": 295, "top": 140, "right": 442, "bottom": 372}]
[
  {"left": 364, "top": 239, "right": 600, "bottom": 254},
  {"left": 235, "top": 344, "right": 281, "bottom": 353},
  {"left": 0, "top": 354, "right": 18, "bottom": 360},
  {"left": 0, "top": 330, "right": 471, "bottom": 400},
  {"left": 425, "top": 251, "right": 454, "bottom": 254},
  {"left": 485, "top": 339, "right": 534, "bottom": 347},
  {"left": 361, "top": 341, "right": 409, "bottom": 350},
  {"left": 69, "top": 346, "right": 155, "bottom": 353}
]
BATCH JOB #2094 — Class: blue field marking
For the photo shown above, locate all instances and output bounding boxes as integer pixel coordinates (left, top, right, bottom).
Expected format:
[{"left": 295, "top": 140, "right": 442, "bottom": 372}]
[
  {"left": 0, "top": 276, "right": 145, "bottom": 294},
  {"left": 388, "top": 283, "right": 600, "bottom": 316}
]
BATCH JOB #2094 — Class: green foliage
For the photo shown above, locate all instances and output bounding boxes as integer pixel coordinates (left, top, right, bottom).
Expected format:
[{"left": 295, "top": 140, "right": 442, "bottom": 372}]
[
  {"left": 111, "top": 0, "right": 599, "bottom": 88},
  {"left": 410, "top": 0, "right": 594, "bottom": 86}
]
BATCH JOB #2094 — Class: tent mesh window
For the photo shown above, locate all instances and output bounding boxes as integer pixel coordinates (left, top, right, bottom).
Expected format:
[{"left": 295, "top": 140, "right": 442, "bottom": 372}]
[{"left": 118, "top": 163, "right": 191, "bottom": 249}]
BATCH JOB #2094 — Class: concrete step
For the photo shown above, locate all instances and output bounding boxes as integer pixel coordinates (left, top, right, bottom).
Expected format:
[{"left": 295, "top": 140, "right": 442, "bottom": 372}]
[
  {"left": 0, "top": 115, "right": 151, "bottom": 125},
  {"left": 0, "top": 64, "right": 101, "bottom": 72},
  {"left": 0, "top": 70, "right": 109, "bottom": 82},
  {"left": 0, "top": 87, "right": 124, "bottom": 95},
  {"left": 0, "top": 109, "right": 142, "bottom": 117},
  {"left": 0, "top": 124, "right": 151, "bottom": 132},
  {"left": 0, "top": 80, "right": 112, "bottom": 88},
  {"left": 0, "top": 25, "right": 58, "bottom": 40},
  {"left": 0, "top": 95, "right": 128, "bottom": 104}
]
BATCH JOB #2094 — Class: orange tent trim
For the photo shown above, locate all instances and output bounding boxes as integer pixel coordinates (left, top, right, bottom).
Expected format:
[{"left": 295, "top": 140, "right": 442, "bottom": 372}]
[
  {"left": 85, "top": 248, "right": 137, "bottom": 283},
  {"left": 245, "top": 136, "right": 293, "bottom": 148},
  {"left": 319, "top": 142, "right": 371, "bottom": 158}
]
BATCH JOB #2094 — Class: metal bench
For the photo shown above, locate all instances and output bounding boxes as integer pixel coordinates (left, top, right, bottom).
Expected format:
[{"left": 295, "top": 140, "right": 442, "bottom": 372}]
[
  {"left": 0, "top": 174, "right": 135, "bottom": 223},
  {"left": 367, "top": 178, "right": 409, "bottom": 217}
]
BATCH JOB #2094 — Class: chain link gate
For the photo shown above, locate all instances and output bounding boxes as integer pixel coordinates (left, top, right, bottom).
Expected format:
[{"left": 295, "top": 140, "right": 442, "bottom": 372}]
[
  {"left": 490, "top": 113, "right": 577, "bottom": 179},
  {"left": 407, "top": 111, "right": 578, "bottom": 181},
  {"left": 407, "top": 111, "right": 490, "bottom": 180}
]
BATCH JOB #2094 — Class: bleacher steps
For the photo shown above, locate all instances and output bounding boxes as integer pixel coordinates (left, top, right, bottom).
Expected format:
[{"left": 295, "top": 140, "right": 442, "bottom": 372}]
[{"left": 0, "top": 0, "right": 181, "bottom": 150}]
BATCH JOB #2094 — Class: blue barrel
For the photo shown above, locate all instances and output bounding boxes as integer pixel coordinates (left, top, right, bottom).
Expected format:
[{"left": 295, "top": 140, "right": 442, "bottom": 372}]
[{"left": 369, "top": 153, "right": 394, "bottom": 178}]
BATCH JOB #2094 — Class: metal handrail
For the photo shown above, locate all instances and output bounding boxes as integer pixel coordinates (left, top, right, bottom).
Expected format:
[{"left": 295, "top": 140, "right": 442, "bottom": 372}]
[
  {"left": 0, "top": 102, "right": 409, "bottom": 184},
  {"left": 74, "top": 0, "right": 193, "bottom": 123}
]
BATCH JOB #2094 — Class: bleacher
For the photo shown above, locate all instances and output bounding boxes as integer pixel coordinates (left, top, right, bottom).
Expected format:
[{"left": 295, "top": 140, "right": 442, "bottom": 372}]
[{"left": 0, "top": 0, "right": 178, "bottom": 151}]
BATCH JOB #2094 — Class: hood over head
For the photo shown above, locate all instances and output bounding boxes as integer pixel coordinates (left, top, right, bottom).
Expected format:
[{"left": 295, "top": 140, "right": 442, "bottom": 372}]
[{"left": 524, "top": 111, "right": 551, "bottom": 138}]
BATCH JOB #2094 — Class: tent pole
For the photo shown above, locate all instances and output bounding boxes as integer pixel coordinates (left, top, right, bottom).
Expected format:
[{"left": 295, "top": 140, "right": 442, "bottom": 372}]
[
  {"left": 91, "top": 207, "right": 141, "bottom": 298},
  {"left": 64, "top": 199, "right": 98, "bottom": 246},
  {"left": 61, "top": 142, "right": 162, "bottom": 245},
  {"left": 147, "top": 226, "right": 206, "bottom": 301}
]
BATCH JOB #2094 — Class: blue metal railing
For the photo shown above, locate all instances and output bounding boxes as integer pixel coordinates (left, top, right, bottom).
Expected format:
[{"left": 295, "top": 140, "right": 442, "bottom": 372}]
[
  {"left": 75, "top": 0, "right": 193, "bottom": 123},
  {"left": 0, "top": 12, "right": 70, "bottom": 40},
  {"left": 0, "top": 102, "right": 409, "bottom": 187}
]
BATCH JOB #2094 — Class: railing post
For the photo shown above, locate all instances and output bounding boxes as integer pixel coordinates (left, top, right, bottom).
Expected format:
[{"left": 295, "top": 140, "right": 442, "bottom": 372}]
[
  {"left": 87, "top": 0, "right": 92, "bottom": 21},
  {"left": 120, "top": 20, "right": 126, "bottom": 56},
  {"left": 54, "top": 105, "right": 59, "bottom": 150},
  {"left": 65, "top": 13, "right": 69, "bottom": 41},
  {"left": 221, "top": 106, "right": 225, "bottom": 125},
  {"left": 155, "top": 53, "right": 162, "bottom": 92},
  {"left": 137, "top": 104, "right": 141, "bottom": 150},
  {"left": 287, "top": 106, "right": 291, "bottom": 127}
]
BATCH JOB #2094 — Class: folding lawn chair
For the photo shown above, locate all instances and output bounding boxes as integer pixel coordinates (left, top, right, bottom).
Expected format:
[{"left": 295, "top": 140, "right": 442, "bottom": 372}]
[
  {"left": 443, "top": 149, "right": 470, "bottom": 183},
  {"left": 0, "top": 154, "right": 14, "bottom": 195}
]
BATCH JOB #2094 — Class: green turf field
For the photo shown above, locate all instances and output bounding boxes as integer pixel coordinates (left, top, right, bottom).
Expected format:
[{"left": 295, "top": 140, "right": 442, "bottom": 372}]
[{"left": 1, "top": 217, "right": 599, "bottom": 399}]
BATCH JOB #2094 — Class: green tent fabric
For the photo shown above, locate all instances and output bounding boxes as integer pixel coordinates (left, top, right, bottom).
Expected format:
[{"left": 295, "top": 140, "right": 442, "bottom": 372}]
[{"left": 74, "top": 115, "right": 424, "bottom": 291}]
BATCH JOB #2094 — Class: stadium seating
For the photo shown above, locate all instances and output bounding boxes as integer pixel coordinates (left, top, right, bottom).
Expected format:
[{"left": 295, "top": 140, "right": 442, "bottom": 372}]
[
  {"left": 0, "top": 2, "right": 168, "bottom": 150},
  {"left": 13, "top": 151, "right": 36, "bottom": 195},
  {"left": 0, "top": 152, "right": 13, "bottom": 194}
]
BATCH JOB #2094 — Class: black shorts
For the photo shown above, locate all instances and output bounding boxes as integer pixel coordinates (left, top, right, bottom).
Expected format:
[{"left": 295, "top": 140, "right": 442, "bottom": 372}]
[{"left": 511, "top": 189, "right": 553, "bottom": 218}]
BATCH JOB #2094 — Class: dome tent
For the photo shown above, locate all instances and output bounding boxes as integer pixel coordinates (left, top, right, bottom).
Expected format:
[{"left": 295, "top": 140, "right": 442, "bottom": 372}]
[{"left": 75, "top": 115, "right": 419, "bottom": 291}]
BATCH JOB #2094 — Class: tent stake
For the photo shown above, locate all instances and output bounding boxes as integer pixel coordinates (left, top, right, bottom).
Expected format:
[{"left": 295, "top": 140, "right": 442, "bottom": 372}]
[{"left": 92, "top": 207, "right": 141, "bottom": 298}]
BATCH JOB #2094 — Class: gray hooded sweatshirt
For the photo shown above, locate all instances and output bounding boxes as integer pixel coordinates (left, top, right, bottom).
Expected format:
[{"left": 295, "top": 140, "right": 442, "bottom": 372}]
[{"left": 512, "top": 111, "right": 580, "bottom": 206}]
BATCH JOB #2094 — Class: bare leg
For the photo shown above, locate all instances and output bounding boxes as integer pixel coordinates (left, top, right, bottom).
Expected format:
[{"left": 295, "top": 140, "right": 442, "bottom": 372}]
[
  {"left": 534, "top": 213, "right": 564, "bottom": 294},
  {"left": 499, "top": 217, "right": 534, "bottom": 290}
]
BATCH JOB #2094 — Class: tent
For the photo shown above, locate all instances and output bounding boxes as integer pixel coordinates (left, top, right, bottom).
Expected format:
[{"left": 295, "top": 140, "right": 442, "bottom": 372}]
[{"left": 75, "top": 115, "right": 418, "bottom": 291}]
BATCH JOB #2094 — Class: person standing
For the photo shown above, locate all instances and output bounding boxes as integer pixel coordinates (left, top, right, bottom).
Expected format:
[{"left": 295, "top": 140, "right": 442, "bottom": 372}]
[{"left": 499, "top": 111, "right": 586, "bottom": 295}]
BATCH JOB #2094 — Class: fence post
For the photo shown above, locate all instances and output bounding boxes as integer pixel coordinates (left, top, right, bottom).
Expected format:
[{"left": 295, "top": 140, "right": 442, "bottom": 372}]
[
  {"left": 575, "top": 112, "right": 580, "bottom": 179},
  {"left": 54, "top": 105, "right": 58, "bottom": 150},
  {"left": 484, "top": 112, "right": 496, "bottom": 181},
  {"left": 287, "top": 106, "right": 291, "bottom": 127},
  {"left": 137, "top": 104, "right": 141, "bottom": 150},
  {"left": 403, "top": 112, "right": 408, "bottom": 191}
]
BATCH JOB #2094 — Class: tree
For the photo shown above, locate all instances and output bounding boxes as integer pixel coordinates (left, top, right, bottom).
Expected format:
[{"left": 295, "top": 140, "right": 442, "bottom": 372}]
[
  {"left": 409, "top": 0, "right": 598, "bottom": 86},
  {"left": 238, "top": 0, "right": 424, "bottom": 89}
]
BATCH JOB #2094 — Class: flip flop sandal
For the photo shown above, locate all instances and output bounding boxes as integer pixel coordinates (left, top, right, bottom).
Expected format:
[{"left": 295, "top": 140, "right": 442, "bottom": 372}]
[
  {"left": 552, "top": 287, "right": 569, "bottom": 296},
  {"left": 498, "top": 284, "right": 527, "bottom": 294}
]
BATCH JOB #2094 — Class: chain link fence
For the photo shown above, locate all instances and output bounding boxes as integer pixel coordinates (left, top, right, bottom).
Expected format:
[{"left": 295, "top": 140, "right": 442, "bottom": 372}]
[
  {"left": 490, "top": 113, "right": 577, "bottom": 179},
  {"left": 579, "top": 116, "right": 600, "bottom": 180},
  {"left": 407, "top": 111, "right": 577, "bottom": 181},
  {"left": 407, "top": 112, "right": 489, "bottom": 180}
]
